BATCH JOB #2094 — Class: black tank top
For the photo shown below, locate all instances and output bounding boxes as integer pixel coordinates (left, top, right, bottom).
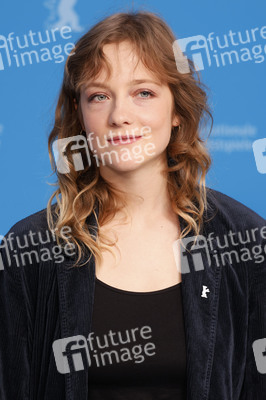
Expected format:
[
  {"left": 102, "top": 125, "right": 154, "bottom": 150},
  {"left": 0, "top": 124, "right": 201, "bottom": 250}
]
[{"left": 88, "top": 277, "right": 187, "bottom": 399}]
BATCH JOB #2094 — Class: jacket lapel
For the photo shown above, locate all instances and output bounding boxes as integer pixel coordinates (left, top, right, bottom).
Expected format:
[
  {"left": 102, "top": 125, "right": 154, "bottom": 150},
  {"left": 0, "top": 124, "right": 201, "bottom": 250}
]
[
  {"left": 179, "top": 213, "right": 222, "bottom": 400},
  {"left": 56, "top": 206, "right": 98, "bottom": 400}
]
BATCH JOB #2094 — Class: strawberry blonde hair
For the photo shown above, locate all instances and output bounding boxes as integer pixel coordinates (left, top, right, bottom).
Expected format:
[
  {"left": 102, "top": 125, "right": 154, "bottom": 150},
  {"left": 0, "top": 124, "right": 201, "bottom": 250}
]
[{"left": 47, "top": 11, "right": 213, "bottom": 266}]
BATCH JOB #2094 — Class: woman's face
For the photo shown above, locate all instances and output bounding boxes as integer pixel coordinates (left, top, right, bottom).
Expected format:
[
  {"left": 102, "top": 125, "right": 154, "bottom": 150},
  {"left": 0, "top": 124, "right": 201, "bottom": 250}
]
[{"left": 79, "top": 41, "right": 179, "bottom": 174}]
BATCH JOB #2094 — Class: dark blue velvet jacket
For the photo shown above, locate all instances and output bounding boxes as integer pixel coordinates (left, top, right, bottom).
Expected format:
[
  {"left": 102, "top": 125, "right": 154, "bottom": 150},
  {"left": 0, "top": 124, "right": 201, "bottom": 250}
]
[{"left": 0, "top": 188, "right": 265, "bottom": 399}]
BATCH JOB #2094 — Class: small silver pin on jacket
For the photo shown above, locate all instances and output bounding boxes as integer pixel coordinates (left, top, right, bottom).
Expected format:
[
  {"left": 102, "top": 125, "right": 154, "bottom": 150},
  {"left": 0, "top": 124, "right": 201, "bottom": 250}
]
[{"left": 201, "top": 285, "right": 210, "bottom": 298}]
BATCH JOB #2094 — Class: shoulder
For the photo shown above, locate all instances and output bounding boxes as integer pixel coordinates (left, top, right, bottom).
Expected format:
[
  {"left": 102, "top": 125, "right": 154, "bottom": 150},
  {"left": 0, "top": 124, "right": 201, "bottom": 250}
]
[
  {"left": 3, "top": 206, "right": 54, "bottom": 240},
  {"left": 205, "top": 187, "right": 265, "bottom": 233}
]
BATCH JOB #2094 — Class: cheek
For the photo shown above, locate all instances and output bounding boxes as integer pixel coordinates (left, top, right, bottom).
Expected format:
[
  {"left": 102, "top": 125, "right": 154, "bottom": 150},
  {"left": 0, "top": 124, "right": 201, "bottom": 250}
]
[
  {"left": 145, "top": 114, "right": 173, "bottom": 134},
  {"left": 142, "top": 100, "right": 173, "bottom": 127},
  {"left": 82, "top": 111, "right": 103, "bottom": 132},
  {"left": 149, "top": 114, "right": 173, "bottom": 146}
]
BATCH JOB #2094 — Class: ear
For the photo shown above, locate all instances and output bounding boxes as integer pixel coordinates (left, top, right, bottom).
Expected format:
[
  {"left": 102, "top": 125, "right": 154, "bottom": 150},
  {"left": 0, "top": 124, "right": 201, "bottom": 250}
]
[
  {"left": 172, "top": 115, "right": 180, "bottom": 127},
  {"left": 73, "top": 98, "right": 78, "bottom": 111}
]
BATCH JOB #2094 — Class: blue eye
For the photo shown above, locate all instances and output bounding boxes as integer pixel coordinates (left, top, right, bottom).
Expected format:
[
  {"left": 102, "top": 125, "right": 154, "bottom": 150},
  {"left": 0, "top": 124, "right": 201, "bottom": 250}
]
[
  {"left": 88, "top": 94, "right": 107, "bottom": 102},
  {"left": 138, "top": 90, "right": 153, "bottom": 98}
]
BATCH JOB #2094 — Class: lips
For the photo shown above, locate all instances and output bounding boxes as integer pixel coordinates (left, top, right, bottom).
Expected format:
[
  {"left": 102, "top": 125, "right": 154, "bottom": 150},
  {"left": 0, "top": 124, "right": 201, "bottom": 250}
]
[
  {"left": 108, "top": 136, "right": 142, "bottom": 141},
  {"left": 107, "top": 136, "right": 142, "bottom": 142}
]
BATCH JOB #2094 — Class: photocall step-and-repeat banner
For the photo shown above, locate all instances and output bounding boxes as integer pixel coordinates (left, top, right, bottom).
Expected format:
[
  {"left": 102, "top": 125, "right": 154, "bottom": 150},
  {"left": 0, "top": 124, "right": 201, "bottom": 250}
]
[{"left": 0, "top": 0, "right": 265, "bottom": 235}]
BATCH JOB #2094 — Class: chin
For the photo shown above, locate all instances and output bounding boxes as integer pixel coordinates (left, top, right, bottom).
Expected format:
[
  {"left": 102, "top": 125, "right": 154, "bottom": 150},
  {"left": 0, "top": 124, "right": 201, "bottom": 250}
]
[{"left": 100, "top": 159, "right": 147, "bottom": 173}]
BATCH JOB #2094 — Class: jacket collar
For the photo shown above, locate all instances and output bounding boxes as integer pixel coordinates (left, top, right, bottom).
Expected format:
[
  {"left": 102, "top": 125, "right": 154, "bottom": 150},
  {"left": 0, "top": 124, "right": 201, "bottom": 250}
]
[{"left": 56, "top": 196, "right": 223, "bottom": 400}]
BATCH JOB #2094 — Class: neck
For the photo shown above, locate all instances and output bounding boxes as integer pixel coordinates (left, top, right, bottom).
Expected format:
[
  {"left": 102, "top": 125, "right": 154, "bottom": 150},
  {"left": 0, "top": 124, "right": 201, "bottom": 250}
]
[{"left": 99, "top": 156, "right": 175, "bottom": 225}]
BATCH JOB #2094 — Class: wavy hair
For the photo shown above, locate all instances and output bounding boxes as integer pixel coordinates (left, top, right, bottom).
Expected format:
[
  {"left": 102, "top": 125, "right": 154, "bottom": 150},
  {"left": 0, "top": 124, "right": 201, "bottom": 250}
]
[{"left": 47, "top": 11, "right": 213, "bottom": 267}]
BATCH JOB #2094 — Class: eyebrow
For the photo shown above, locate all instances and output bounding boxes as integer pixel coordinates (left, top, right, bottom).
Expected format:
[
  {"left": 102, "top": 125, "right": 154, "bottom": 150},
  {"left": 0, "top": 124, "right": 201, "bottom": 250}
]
[{"left": 84, "top": 79, "right": 162, "bottom": 90}]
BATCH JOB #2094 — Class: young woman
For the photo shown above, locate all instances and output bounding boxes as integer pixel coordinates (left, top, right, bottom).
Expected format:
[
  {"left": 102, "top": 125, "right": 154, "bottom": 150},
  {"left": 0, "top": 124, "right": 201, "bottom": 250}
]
[{"left": 0, "top": 11, "right": 265, "bottom": 400}]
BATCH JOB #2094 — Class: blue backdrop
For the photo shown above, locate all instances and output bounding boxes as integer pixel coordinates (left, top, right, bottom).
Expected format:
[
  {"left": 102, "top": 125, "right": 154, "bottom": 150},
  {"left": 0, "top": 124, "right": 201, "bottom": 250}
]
[{"left": 0, "top": 0, "right": 265, "bottom": 236}]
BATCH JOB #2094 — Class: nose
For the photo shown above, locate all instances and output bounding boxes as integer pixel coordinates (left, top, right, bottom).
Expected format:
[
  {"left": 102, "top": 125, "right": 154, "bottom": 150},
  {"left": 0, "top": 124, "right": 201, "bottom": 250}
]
[{"left": 108, "top": 97, "right": 133, "bottom": 127}]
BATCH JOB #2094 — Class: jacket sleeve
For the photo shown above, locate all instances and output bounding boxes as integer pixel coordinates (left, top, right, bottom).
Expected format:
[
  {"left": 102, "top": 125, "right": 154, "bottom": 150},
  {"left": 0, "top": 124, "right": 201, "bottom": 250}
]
[
  {"left": 241, "top": 221, "right": 266, "bottom": 398},
  {"left": 0, "top": 231, "right": 31, "bottom": 400}
]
